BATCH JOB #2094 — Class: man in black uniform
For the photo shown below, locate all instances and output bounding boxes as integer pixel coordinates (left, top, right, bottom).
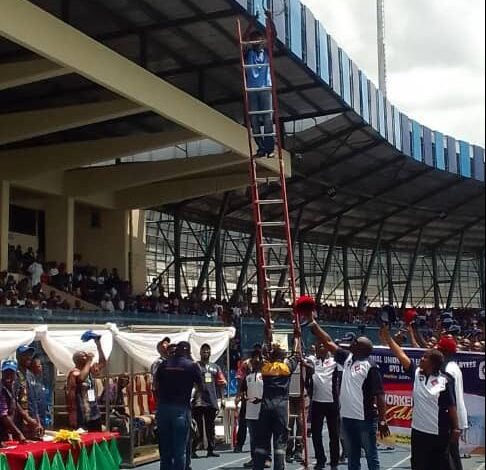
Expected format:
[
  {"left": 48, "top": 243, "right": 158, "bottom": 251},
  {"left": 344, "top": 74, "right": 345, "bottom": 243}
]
[{"left": 192, "top": 344, "right": 227, "bottom": 458}]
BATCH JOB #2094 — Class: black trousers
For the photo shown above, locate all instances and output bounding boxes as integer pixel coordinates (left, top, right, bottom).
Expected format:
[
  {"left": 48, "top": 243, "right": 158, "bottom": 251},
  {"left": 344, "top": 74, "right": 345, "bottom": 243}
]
[
  {"left": 311, "top": 401, "right": 340, "bottom": 467},
  {"left": 411, "top": 429, "right": 451, "bottom": 470},
  {"left": 236, "top": 400, "right": 247, "bottom": 448},
  {"left": 449, "top": 440, "right": 463, "bottom": 470},
  {"left": 192, "top": 406, "right": 217, "bottom": 453}
]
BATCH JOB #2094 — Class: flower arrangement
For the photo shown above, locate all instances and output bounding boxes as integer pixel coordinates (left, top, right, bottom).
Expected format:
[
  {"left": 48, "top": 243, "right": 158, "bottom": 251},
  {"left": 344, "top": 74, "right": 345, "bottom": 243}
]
[{"left": 53, "top": 430, "right": 82, "bottom": 447}]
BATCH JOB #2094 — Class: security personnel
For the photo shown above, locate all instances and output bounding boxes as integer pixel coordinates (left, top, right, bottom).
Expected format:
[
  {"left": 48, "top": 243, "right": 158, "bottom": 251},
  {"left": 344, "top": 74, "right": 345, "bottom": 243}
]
[
  {"left": 253, "top": 335, "right": 300, "bottom": 470},
  {"left": 381, "top": 325, "right": 461, "bottom": 470},
  {"left": 310, "top": 343, "right": 341, "bottom": 470},
  {"left": 192, "top": 344, "right": 227, "bottom": 458}
]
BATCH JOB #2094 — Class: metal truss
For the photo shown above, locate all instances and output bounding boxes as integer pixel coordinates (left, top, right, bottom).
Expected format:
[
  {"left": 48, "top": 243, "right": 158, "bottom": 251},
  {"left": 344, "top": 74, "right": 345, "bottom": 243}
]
[{"left": 145, "top": 211, "right": 484, "bottom": 309}]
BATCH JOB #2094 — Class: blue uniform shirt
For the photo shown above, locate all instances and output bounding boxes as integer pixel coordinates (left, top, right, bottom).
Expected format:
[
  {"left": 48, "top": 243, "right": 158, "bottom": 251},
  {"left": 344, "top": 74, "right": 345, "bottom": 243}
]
[{"left": 245, "top": 49, "right": 272, "bottom": 89}]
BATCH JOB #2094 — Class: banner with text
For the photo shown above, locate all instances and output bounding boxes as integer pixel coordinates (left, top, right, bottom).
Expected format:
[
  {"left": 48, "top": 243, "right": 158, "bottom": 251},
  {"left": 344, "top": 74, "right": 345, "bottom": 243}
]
[{"left": 370, "top": 346, "right": 485, "bottom": 453}]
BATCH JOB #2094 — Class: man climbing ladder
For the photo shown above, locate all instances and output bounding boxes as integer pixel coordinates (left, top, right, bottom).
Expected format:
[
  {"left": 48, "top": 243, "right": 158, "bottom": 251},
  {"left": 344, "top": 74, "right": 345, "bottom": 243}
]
[{"left": 237, "top": 9, "right": 310, "bottom": 468}]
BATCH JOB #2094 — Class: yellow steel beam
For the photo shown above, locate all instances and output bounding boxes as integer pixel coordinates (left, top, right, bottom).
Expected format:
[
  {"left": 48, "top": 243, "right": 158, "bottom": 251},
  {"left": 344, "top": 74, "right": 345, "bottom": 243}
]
[
  {"left": 0, "top": 99, "right": 145, "bottom": 146},
  {"left": 116, "top": 173, "right": 249, "bottom": 209},
  {"left": 0, "top": 58, "right": 70, "bottom": 91},
  {"left": 0, "top": 129, "right": 197, "bottom": 180},
  {"left": 64, "top": 152, "right": 245, "bottom": 197},
  {"left": 0, "top": 0, "right": 291, "bottom": 175}
]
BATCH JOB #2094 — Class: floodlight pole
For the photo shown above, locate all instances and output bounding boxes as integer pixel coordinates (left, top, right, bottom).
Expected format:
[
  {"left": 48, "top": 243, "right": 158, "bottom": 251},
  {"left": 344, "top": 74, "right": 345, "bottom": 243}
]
[{"left": 377, "top": 0, "right": 387, "bottom": 96}]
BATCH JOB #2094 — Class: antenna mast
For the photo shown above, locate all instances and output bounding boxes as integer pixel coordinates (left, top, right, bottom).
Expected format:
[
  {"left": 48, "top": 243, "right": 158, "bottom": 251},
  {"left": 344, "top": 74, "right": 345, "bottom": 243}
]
[{"left": 377, "top": 0, "right": 387, "bottom": 96}]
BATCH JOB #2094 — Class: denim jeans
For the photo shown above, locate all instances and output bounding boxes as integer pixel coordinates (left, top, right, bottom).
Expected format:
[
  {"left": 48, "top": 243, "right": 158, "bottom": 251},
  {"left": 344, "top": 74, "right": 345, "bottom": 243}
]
[
  {"left": 248, "top": 90, "right": 275, "bottom": 154},
  {"left": 253, "top": 398, "right": 288, "bottom": 470},
  {"left": 341, "top": 417, "right": 380, "bottom": 470},
  {"left": 157, "top": 404, "right": 191, "bottom": 470}
]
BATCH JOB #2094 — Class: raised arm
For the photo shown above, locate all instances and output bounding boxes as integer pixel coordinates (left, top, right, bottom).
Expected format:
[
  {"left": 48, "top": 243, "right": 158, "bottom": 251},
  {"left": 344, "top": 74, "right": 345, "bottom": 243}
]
[
  {"left": 308, "top": 321, "right": 338, "bottom": 354},
  {"left": 380, "top": 325, "right": 412, "bottom": 371},
  {"left": 94, "top": 337, "right": 107, "bottom": 372}
]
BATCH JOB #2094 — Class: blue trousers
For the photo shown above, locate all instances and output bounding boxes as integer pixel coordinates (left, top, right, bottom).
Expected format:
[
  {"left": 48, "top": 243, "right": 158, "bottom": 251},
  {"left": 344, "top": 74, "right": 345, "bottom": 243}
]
[
  {"left": 341, "top": 417, "right": 380, "bottom": 470},
  {"left": 253, "top": 398, "right": 288, "bottom": 470},
  {"left": 249, "top": 90, "right": 275, "bottom": 154},
  {"left": 157, "top": 404, "right": 191, "bottom": 470}
]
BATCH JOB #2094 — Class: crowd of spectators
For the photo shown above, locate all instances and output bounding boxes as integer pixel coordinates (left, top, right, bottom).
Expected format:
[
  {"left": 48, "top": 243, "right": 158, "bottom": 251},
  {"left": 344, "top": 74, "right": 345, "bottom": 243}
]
[{"left": 2, "top": 246, "right": 485, "bottom": 351}]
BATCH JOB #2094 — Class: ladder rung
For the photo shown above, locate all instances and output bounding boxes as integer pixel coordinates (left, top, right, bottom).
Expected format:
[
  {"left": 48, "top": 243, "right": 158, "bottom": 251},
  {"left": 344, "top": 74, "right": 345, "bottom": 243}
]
[
  {"left": 248, "top": 109, "right": 274, "bottom": 115},
  {"left": 252, "top": 132, "right": 277, "bottom": 138},
  {"left": 261, "top": 242, "right": 287, "bottom": 248},
  {"left": 268, "top": 307, "right": 293, "bottom": 312},
  {"left": 246, "top": 87, "right": 272, "bottom": 92},
  {"left": 242, "top": 40, "right": 267, "bottom": 45},
  {"left": 257, "top": 199, "right": 284, "bottom": 205},
  {"left": 243, "top": 63, "right": 270, "bottom": 68},
  {"left": 259, "top": 221, "right": 285, "bottom": 227},
  {"left": 256, "top": 177, "right": 281, "bottom": 183},
  {"left": 263, "top": 264, "right": 288, "bottom": 270},
  {"left": 265, "top": 286, "right": 289, "bottom": 291}
]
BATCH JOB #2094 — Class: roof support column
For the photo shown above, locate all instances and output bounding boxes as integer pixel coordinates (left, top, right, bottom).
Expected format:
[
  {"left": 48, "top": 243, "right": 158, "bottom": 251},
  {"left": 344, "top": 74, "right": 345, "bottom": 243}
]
[
  {"left": 299, "top": 238, "right": 306, "bottom": 296},
  {"left": 316, "top": 217, "right": 341, "bottom": 304},
  {"left": 479, "top": 248, "right": 485, "bottom": 309},
  {"left": 236, "top": 233, "right": 256, "bottom": 295},
  {"left": 432, "top": 249, "right": 441, "bottom": 309},
  {"left": 343, "top": 246, "right": 351, "bottom": 307},
  {"left": 446, "top": 232, "right": 465, "bottom": 310},
  {"left": 215, "top": 230, "right": 223, "bottom": 302},
  {"left": 358, "top": 222, "right": 384, "bottom": 309},
  {"left": 386, "top": 247, "right": 395, "bottom": 306},
  {"left": 0, "top": 181, "right": 10, "bottom": 272},
  {"left": 173, "top": 213, "right": 182, "bottom": 299},
  {"left": 45, "top": 196, "right": 74, "bottom": 274},
  {"left": 401, "top": 228, "right": 424, "bottom": 309},
  {"left": 196, "top": 193, "right": 230, "bottom": 293}
]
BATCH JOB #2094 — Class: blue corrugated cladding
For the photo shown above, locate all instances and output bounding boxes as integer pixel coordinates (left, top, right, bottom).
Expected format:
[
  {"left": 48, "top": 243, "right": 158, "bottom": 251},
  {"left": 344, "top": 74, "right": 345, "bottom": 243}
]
[
  {"left": 447, "top": 137, "right": 458, "bottom": 174},
  {"left": 272, "top": 0, "right": 287, "bottom": 42},
  {"left": 351, "top": 62, "right": 360, "bottom": 114},
  {"left": 393, "top": 107, "right": 401, "bottom": 151},
  {"left": 401, "top": 114, "right": 411, "bottom": 157},
  {"left": 289, "top": 0, "right": 303, "bottom": 58},
  {"left": 304, "top": 7, "right": 317, "bottom": 72},
  {"left": 473, "top": 146, "right": 485, "bottom": 181},
  {"left": 377, "top": 90, "right": 386, "bottom": 138},
  {"left": 423, "top": 127, "right": 433, "bottom": 166},
  {"left": 316, "top": 22, "right": 329, "bottom": 84},
  {"left": 435, "top": 132, "right": 446, "bottom": 170},
  {"left": 360, "top": 73, "right": 370, "bottom": 123},
  {"left": 411, "top": 120, "right": 423, "bottom": 162},
  {"left": 329, "top": 37, "right": 340, "bottom": 95},
  {"left": 459, "top": 141, "right": 472, "bottom": 177},
  {"left": 369, "top": 81, "right": 378, "bottom": 129},
  {"left": 340, "top": 49, "right": 352, "bottom": 105}
]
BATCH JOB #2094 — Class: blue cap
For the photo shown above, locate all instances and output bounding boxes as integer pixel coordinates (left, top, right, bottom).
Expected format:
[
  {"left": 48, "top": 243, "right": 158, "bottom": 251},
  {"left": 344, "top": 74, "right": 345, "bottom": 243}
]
[
  {"left": 338, "top": 332, "right": 357, "bottom": 343},
  {"left": 441, "top": 311, "right": 454, "bottom": 320},
  {"left": 81, "top": 330, "right": 101, "bottom": 343},
  {"left": 2, "top": 360, "right": 18, "bottom": 372},
  {"left": 448, "top": 325, "right": 462, "bottom": 335},
  {"left": 16, "top": 345, "right": 35, "bottom": 356}
]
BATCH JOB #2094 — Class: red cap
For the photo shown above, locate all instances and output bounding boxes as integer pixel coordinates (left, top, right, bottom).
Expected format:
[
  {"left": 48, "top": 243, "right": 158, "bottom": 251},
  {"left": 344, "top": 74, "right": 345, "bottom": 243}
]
[
  {"left": 295, "top": 295, "right": 316, "bottom": 312},
  {"left": 437, "top": 335, "right": 457, "bottom": 355},
  {"left": 404, "top": 309, "right": 418, "bottom": 324}
]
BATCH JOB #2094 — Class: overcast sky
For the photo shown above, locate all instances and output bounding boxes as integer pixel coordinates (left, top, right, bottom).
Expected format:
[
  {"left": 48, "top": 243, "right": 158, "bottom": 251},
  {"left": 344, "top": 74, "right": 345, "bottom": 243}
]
[{"left": 301, "top": 0, "right": 485, "bottom": 147}]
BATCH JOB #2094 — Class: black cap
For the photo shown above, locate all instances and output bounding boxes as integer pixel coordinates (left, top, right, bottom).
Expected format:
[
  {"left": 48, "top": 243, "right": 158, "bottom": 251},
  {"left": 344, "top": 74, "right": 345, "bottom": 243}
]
[{"left": 175, "top": 341, "right": 191, "bottom": 356}]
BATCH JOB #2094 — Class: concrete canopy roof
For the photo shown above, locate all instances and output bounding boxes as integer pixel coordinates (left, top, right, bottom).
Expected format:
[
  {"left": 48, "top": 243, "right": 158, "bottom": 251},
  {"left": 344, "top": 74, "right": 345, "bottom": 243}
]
[{"left": 0, "top": 0, "right": 484, "bottom": 255}]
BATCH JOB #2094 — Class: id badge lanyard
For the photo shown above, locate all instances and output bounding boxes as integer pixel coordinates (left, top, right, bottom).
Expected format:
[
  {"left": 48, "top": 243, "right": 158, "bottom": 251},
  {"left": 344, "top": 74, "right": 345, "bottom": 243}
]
[{"left": 87, "top": 374, "right": 96, "bottom": 403}]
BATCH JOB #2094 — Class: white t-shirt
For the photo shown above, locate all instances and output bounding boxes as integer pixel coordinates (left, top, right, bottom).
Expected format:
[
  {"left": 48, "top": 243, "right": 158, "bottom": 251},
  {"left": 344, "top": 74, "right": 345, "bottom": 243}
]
[
  {"left": 28, "top": 262, "right": 44, "bottom": 287},
  {"left": 445, "top": 360, "right": 468, "bottom": 430},
  {"left": 245, "top": 371, "right": 263, "bottom": 420},
  {"left": 313, "top": 357, "right": 338, "bottom": 403}
]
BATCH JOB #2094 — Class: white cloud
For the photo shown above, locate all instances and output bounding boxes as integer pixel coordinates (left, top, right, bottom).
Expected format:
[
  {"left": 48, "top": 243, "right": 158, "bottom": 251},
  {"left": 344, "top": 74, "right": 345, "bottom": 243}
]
[{"left": 301, "top": 0, "right": 485, "bottom": 146}]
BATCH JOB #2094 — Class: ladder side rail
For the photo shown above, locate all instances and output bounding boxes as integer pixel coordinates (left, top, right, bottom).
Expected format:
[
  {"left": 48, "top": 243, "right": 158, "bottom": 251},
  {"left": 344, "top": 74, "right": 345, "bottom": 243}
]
[{"left": 237, "top": 19, "right": 272, "bottom": 331}]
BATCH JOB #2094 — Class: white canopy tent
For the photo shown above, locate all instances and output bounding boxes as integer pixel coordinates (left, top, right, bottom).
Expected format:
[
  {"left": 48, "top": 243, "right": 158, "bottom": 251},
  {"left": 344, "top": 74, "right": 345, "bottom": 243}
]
[{"left": 0, "top": 324, "right": 236, "bottom": 373}]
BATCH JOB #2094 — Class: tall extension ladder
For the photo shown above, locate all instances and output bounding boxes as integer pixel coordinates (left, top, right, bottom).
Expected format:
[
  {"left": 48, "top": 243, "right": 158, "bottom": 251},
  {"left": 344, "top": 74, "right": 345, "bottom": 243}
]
[{"left": 237, "top": 12, "right": 309, "bottom": 468}]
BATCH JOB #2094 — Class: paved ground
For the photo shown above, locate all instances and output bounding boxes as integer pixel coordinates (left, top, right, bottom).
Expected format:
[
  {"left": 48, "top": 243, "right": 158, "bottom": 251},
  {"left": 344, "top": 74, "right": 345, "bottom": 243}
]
[{"left": 140, "top": 439, "right": 485, "bottom": 470}]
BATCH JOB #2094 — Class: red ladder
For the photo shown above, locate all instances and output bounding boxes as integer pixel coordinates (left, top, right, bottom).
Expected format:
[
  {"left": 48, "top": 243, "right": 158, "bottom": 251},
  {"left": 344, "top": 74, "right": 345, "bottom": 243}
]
[{"left": 237, "top": 12, "right": 309, "bottom": 469}]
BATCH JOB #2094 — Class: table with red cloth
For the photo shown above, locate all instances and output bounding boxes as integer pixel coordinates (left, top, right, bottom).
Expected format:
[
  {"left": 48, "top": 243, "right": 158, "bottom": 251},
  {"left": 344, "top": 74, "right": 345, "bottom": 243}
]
[{"left": 0, "top": 432, "right": 120, "bottom": 470}]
